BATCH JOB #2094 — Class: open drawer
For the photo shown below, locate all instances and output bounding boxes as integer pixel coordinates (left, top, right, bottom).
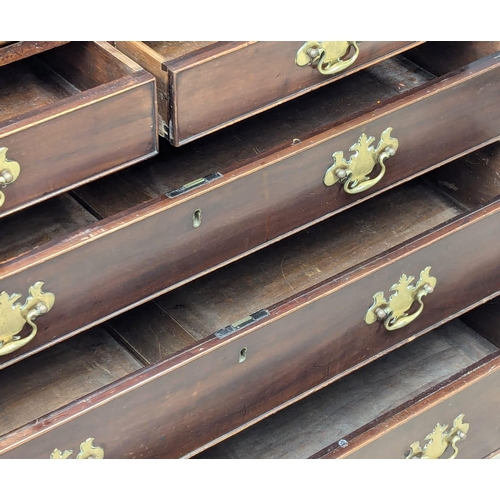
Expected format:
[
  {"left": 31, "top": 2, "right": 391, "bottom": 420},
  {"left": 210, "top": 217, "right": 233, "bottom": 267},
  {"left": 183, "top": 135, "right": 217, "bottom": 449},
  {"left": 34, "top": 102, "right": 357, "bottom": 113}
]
[
  {"left": 1, "top": 43, "right": 499, "bottom": 369},
  {"left": 0, "top": 41, "right": 157, "bottom": 218},
  {"left": 115, "top": 41, "right": 424, "bottom": 145},
  {"left": 0, "top": 42, "right": 69, "bottom": 67},
  {"left": 1, "top": 143, "right": 500, "bottom": 458},
  {"left": 196, "top": 299, "right": 500, "bottom": 459}
]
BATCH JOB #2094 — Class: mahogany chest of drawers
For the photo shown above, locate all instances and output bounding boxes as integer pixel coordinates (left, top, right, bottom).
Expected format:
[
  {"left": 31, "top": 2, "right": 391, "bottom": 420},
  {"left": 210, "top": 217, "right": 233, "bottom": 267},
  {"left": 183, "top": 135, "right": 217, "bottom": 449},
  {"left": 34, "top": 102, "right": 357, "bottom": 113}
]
[{"left": 0, "top": 41, "right": 499, "bottom": 460}]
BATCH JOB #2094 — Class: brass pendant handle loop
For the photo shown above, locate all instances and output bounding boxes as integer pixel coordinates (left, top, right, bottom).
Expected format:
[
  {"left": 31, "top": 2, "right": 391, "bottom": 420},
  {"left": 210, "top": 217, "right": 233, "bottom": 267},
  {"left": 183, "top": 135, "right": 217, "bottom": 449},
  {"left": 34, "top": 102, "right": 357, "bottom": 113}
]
[
  {"left": 365, "top": 267, "right": 436, "bottom": 331},
  {"left": 0, "top": 147, "right": 21, "bottom": 208},
  {"left": 0, "top": 282, "right": 55, "bottom": 356},
  {"left": 324, "top": 128, "right": 398, "bottom": 194},
  {"left": 405, "top": 414, "right": 469, "bottom": 459},
  {"left": 296, "top": 41, "right": 360, "bottom": 76}
]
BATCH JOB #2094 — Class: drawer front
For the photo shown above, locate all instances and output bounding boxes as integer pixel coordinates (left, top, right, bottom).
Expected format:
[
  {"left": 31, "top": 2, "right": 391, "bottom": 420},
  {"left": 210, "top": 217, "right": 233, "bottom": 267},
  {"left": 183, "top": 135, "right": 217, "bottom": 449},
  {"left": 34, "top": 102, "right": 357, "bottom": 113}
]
[
  {"left": 318, "top": 356, "right": 500, "bottom": 459},
  {"left": 3, "top": 54, "right": 499, "bottom": 367},
  {"left": 0, "top": 42, "right": 69, "bottom": 67},
  {"left": 2, "top": 203, "right": 500, "bottom": 458},
  {"left": 0, "top": 43, "right": 158, "bottom": 218},
  {"left": 165, "top": 41, "right": 421, "bottom": 145}
]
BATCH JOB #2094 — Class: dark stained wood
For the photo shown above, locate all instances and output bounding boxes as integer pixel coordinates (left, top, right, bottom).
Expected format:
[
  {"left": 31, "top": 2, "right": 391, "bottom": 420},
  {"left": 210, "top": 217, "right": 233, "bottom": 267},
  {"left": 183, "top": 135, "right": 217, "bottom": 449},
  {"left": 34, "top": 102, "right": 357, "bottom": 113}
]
[
  {"left": 0, "top": 41, "right": 69, "bottom": 68},
  {"left": 40, "top": 41, "right": 141, "bottom": 90},
  {"left": 2, "top": 192, "right": 500, "bottom": 459},
  {"left": 429, "top": 142, "right": 500, "bottom": 209},
  {"left": 0, "top": 41, "right": 157, "bottom": 218},
  {"left": 144, "top": 41, "right": 217, "bottom": 59},
  {"left": 461, "top": 298, "right": 500, "bottom": 348},
  {"left": 195, "top": 321, "right": 497, "bottom": 459},
  {"left": 3, "top": 53, "right": 500, "bottom": 371},
  {"left": 406, "top": 41, "right": 500, "bottom": 76},
  {"left": 0, "top": 194, "right": 96, "bottom": 264},
  {"left": 106, "top": 302, "right": 199, "bottom": 364},
  {"left": 0, "top": 327, "right": 142, "bottom": 437},
  {"left": 313, "top": 354, "right": 500, "bottom": 459},
  {"left": 116, "top": 41, "right": 424, "bottom": 145}
]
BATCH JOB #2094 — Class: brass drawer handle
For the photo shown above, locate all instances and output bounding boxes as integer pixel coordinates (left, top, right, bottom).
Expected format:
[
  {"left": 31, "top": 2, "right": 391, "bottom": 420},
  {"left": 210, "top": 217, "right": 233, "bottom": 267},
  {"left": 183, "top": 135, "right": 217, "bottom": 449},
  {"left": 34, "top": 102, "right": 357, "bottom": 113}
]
[
  {"left": 0, "top": 147, "right": 21, "bottom": 208},
  {"left": 296, "top": 41, "right": 360, "bottom": 76},
  {"left": 406, "top": 414, "right": 469, "bottom": 459},
  {"left": 324, "top": 128, "right": 398, "bottom": 194},
  {"left": 0, "top": 282, "right": 55, "bottom": 356},
  {"left": 50, "top": 438, "right": 104, "bottom": 459},
  {"left": 365, "top": 267, "right": 436, "bottom": 331}
]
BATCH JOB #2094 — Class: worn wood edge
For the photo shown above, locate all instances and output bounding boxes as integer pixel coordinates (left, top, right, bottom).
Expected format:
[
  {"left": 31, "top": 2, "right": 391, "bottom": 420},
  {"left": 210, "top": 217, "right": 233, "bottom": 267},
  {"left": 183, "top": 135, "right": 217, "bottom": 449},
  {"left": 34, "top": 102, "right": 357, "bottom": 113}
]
[
  {"left": 0, "top": 70, "right": 155, "bottom": 139},
  {"left": 168, "top": 41, "right": 425, "bottom": 146},
  {"left": 169, "top": 47, "right": 500, "bottom": 147},
  {"left": 115, "top": 41, "right": 168, "bottom": 79},
  {"left": 162, "top": 41, "right": 254, "bottom": 71},
  {"left": 309, "top": 352, "right": 500, "bottom": 459},
  {"left": 183, "top": 294, "right": 500, "bottom": 459},
  {"left": 1, "top": 201, "right": 500, "bottom": 452}
]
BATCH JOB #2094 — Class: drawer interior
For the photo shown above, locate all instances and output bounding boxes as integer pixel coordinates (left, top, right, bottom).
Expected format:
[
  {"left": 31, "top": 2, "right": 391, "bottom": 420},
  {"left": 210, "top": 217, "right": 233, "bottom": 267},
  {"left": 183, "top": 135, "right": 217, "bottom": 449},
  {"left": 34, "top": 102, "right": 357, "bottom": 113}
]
[
  {"left": 0, "top": 327, "right": 143, "bottom": 436},
  {"left": 0, "top": 42, "right": 139, "bottom": 125},
  {"left": 195, "top": 300, "right": 500, "bottom": 459},
  {"left": 72, "top": 41, "right": 500, "bottom": 220},
  {"left": 143, "top": 41, "right": 217, "bottom": 61},
  {"left": 1, "top": 143, "right": 500, "bottom": 440},
  {"left": 0, "top": 195, "right": 97, "bottom": 265},
  {"left": 73, "top": 53, "right": 436, "bottom": 218}
]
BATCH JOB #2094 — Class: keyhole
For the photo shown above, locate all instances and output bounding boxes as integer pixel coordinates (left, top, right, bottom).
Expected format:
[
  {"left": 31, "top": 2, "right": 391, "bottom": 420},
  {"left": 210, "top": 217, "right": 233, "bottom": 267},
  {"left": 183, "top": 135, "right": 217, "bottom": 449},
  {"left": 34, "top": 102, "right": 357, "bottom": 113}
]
[
  {"left": 239, "top": 347, "right": 247, "bottom": 363},
  {"left": 192, "top": 209, "right": 202, "bottom": 228}
]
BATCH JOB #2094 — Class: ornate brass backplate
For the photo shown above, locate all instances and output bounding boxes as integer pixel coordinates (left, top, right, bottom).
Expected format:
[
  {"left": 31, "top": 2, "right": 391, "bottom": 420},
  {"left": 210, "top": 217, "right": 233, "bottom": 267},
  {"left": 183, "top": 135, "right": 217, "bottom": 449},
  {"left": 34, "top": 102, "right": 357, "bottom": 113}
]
[
  {"left": 295, "top": 41, "right": 360, "bottom": 76},
  {"left": 0, "top": 147, "right": 21, "bottom": 208},
  {"left": 365, "top": 267, "right": 436, "bottom": 331},
  {"left": 324, "top": 128, "right": 398, "bottom": 194},
  {"left": 50, "top": 438, "right": 104, "bottom": 459},
  {"left": 406, "top": 414, "right": 469, "bottom": 459},
  {"left": 0, "top": 282, "right": 55, "bottom": 356}
]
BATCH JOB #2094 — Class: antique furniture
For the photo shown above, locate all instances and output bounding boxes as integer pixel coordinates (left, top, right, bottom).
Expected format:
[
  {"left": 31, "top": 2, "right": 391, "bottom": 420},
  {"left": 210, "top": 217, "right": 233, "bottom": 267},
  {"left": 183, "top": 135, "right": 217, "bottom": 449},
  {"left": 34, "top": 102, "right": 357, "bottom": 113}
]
[{"left": 0, "top": 41, "right": 499, "bottom": 459}]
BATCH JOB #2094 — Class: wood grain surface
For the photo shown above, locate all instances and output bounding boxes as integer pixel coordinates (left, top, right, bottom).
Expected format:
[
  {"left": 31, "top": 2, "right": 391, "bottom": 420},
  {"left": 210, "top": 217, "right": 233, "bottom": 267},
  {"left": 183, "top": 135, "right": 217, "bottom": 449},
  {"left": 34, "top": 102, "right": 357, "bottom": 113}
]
[
  {"left": 0, "top": 42, "right": 157, "bottom": 218},
  {"left": 117, "top": 41, "right": 424, "bottom": 144},
  {"left": 195, "top": 320, "right": 497, "bottom": 458}
]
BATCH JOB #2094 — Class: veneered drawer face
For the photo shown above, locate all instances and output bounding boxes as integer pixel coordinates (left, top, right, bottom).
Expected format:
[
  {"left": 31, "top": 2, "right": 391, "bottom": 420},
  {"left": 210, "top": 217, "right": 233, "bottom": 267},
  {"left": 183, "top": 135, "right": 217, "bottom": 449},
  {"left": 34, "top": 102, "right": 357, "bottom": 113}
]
[
  {"left": 116, "top": 41, "right": 424, "bottom": 145},
  {"left": 1, "top": 156, "right": 500, "bottom": 458},
  {"left": 195, "top": 301, "right": 500, "bottom": 460},
  {"left": 1, "top": 49, "right": 500, "bottom": 369},
  {"left": 0, "top": 41, "right": 157, "bottom": 218}
]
